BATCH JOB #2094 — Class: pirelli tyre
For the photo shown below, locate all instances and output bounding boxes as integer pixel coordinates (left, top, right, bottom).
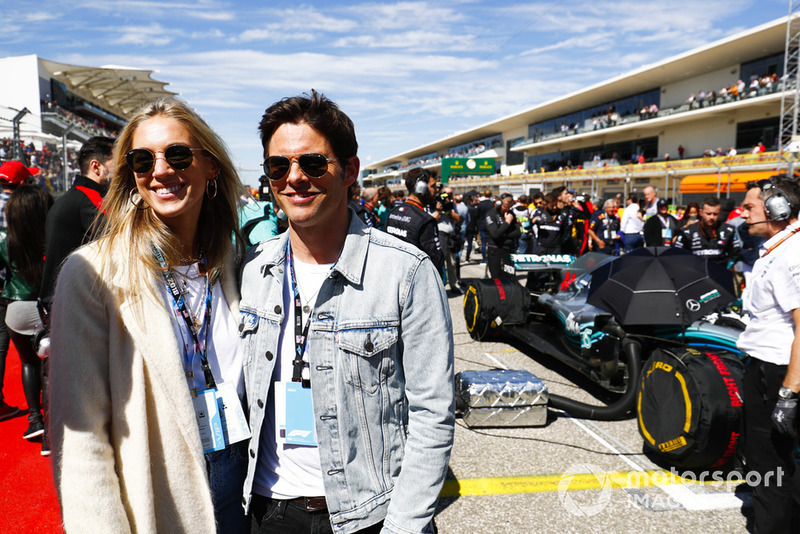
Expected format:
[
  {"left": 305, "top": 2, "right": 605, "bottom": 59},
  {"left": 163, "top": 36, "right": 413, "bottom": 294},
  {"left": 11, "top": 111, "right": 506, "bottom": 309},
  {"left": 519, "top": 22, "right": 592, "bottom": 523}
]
[
  {"left": 637, "top": 347, "right": 744, "bottom": 470},
  {"left": 463, "top": 278, "right": 531, "bottom": 341}
]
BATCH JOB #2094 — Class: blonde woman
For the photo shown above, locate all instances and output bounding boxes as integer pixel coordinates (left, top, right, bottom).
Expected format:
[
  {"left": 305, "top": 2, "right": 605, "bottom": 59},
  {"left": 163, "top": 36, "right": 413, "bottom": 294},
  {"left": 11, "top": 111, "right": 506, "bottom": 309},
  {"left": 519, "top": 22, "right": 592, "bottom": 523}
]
[{"left": 50, "top": 98, "right": 248, "bottom": 533}]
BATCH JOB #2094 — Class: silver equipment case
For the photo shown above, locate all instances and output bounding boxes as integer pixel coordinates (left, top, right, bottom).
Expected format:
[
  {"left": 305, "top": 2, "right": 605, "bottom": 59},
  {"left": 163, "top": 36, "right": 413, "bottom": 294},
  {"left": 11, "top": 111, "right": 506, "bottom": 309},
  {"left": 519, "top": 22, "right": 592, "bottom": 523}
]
[{"left": 456, "top": 369, "right": 549, "bottom": 428}]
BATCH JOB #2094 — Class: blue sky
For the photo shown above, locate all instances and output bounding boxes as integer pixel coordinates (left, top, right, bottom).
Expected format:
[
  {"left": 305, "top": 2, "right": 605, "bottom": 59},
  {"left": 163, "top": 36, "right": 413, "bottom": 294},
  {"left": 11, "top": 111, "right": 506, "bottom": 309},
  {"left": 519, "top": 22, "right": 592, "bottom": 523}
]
[{"left": 0, "top": 0, "right": 790, "bottom": 186}]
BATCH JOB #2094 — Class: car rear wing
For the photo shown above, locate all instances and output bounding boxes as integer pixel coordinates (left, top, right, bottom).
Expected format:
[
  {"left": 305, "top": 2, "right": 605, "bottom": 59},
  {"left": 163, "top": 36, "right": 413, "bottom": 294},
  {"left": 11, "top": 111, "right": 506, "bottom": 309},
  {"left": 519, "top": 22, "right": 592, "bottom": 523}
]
[{"left": 511, "top": 254, "right": 576, "bottom": 271}]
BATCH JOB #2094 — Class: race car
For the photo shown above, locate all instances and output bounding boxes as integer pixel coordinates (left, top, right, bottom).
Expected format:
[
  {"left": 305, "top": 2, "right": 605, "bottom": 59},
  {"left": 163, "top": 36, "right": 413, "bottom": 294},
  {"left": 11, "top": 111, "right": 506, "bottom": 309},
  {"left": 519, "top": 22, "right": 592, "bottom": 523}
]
[{"left": 463, "top": 249, "right": 746, "bottom": 469}]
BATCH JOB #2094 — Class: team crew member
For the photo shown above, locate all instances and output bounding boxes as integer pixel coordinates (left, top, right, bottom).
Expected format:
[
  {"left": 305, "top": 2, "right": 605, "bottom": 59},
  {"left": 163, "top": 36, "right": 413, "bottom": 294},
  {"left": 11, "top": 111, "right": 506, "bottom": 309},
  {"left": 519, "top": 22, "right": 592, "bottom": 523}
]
[
  {"left": 532, "top": 192, "right": 568, "bottom": 254},
  {"left": 386, "top": 167, "right": 445, "bottom": 276},
  {"left": 643, "top": 199, "right": 679, "bottom": 247},
  {"left": 737, "top": 175, "right": 800, "bottom": 533},
  {"left": 587, "top": 199, "right": 620, "bottom": 254},
  {"left": 485, "top": 195, "right": 520, "bottom": 279},
  {"left": 241, "top": 90, "right": 454, "bottom": 533},
  {"left": 674, "top": 196, "right": 741, "bottom": 265}
]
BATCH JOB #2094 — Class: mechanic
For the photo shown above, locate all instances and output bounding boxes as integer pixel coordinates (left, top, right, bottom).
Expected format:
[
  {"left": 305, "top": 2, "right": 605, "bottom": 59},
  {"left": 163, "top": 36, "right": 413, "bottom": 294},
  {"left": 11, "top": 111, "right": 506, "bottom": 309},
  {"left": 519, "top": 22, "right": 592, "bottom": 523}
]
[
  {"left": 485, "top": 195, "right": 521, "bottom": 279},
  {"left": 532, "top": 192, "right": 569, "bottom": 254},
  {"left": 737, "top": 175, "right": 800, "bottom": 533},
  {"left": 643, "top": 199, "right": 679, "bottom": 247},
  {"left": 386, "top": 166, "right": 445, "bottom": 277},
  {"left": 587, "top": 198, "right": 620, "bottom": 254},
  {"left": 674, "top": 196, "right": 741, "bottom": 265}
]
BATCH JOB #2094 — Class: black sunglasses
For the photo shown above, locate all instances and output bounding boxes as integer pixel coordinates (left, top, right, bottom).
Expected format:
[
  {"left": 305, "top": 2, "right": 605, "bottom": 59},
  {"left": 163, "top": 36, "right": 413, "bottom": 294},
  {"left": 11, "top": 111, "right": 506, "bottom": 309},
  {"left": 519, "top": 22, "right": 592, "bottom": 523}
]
[
  {"left": 262, "top": 153, "right": 337, "bottom": 181},
  {"left": 126, "top": 145, "right": 206, "bottom": 174}
]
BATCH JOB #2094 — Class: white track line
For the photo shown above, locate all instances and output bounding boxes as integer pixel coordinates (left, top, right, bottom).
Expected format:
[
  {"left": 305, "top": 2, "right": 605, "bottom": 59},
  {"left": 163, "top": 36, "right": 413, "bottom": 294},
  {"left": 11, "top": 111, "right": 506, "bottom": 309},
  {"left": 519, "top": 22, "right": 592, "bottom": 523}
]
[
  {"left": 567, "top": 413, "right": 745, "bottom": 511},
  {"left": 483, "top": 352, "right": 510, "bottom": 370}
]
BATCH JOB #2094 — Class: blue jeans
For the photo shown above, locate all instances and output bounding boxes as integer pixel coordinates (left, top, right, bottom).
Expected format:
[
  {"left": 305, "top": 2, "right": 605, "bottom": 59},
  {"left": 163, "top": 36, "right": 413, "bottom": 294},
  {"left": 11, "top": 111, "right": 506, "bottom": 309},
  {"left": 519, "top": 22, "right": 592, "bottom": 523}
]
[
  {"left": 479, "top": 229, "right": 488, "bottom": 262},
  {"left": 622, "top": 233, "right": 643, "bottom": 252},
  {"left": 207, "top": 441, "right": 250, "bottom": 534},
  {"left": 517, "top": 233, "right": 532, "bottom": 254}
]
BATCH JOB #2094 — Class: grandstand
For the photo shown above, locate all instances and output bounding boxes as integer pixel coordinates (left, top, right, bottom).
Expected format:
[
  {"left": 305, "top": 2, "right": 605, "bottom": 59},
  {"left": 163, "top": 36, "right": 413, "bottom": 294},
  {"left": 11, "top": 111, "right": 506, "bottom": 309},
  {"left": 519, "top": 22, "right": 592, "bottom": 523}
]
[
  {"left": 362, "top": 16, "right": 792, "bottom": 205},
  {"left": 0, "top": 54, "right": 174, "bottom": 191}
]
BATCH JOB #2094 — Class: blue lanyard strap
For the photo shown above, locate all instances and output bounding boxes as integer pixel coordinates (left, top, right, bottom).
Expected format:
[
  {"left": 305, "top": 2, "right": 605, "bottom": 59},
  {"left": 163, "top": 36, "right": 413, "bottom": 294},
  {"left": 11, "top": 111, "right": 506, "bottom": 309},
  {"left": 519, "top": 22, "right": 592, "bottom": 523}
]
[{"left": 152, "top": 245, "right": 216, "bottom": 390}]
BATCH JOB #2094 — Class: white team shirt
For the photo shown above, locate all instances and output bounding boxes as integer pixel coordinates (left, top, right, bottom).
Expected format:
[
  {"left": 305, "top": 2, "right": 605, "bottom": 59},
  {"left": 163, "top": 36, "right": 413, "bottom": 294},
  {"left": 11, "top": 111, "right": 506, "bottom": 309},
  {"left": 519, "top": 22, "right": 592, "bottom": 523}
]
[{"left": 737, "top": 220, "right": 800, "bottom": 365}]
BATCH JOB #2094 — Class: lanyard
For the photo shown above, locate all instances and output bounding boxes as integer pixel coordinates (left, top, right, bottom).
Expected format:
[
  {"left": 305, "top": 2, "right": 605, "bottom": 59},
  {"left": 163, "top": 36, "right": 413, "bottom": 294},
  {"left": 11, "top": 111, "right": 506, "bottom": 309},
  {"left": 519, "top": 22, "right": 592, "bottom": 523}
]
[
  {"left": 761, "top": 225, "right": 800, "bottom": 258},
  {"left": 406, "top": 198, "right": 425, "bottom": 210},
  {"left": 286, "top": 241, "right": 313, "bottom": 387},
  {"left": 153, "top": 246, "right": 216, "bottom": 391}
]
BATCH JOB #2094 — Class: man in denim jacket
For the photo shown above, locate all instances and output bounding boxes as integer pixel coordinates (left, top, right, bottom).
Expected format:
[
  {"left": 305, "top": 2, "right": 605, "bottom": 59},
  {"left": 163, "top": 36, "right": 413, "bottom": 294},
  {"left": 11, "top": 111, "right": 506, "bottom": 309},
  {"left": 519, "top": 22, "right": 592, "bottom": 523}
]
[{"left": 239, "top": 90, "right": 455, "bottom": 534}]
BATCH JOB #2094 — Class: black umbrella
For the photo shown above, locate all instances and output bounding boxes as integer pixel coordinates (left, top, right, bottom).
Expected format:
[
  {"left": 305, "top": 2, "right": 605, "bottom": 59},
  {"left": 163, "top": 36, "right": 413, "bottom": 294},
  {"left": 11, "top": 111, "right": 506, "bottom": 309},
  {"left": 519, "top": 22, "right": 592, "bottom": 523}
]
[{"left": 586, "top": 247, "right": 736, "bottom": 325}]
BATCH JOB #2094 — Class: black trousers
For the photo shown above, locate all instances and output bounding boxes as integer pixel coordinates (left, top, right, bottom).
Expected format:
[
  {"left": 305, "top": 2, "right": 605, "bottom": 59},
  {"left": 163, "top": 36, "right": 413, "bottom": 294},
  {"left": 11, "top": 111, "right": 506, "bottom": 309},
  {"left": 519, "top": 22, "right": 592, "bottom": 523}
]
[
  {"left": 250, "top": 495, "right": 383, "bottom": 534},
  {"left": 743, "top": 358, "right": 800, "bottom": 533},
  {"left": 486, "top": 245, "right": 513, "bottom": 280}
]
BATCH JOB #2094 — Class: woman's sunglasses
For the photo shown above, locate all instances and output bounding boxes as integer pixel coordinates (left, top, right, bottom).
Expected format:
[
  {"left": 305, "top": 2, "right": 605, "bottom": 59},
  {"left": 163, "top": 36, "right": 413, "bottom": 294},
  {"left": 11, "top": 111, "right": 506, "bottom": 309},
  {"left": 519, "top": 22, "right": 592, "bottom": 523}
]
[
  {"left": 262, "top": 153, "right": 337, "bottom": 181},
  {"left": 126, "top": 145, "right": 206, "bottom": 174}
]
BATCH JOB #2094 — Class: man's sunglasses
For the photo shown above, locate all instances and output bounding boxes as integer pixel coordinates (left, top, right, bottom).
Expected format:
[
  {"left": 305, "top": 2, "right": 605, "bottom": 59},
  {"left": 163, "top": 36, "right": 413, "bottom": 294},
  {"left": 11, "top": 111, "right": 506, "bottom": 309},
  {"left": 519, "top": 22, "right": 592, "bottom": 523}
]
[
  {"left": 262, "top": 153, "right": 337, "bottom": 181},
  {"left": 126, "top": 145, "right": 206, "bottom": 174}
]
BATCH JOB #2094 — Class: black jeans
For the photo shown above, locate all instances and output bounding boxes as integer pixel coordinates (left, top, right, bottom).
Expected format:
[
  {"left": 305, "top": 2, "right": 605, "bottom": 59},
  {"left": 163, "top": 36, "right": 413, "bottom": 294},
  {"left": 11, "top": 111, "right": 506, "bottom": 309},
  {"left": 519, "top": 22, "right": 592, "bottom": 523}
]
[
  {"left": 743, "top": 358, "right": 800, "bottom": 533},
  {"left": 250, "top": 495, "right": 383, "bottom": 534}
]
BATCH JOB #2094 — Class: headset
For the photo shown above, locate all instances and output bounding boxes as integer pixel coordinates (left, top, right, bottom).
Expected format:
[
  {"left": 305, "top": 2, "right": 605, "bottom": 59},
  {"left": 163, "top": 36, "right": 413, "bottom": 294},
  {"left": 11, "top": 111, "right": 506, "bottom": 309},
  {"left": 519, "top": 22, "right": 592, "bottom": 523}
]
[
  {"left": 760, "top": 179, "right": 793, "bottom": 221},
  {"left": 412, "top": 169, "right": 431, "bottom": 196}
]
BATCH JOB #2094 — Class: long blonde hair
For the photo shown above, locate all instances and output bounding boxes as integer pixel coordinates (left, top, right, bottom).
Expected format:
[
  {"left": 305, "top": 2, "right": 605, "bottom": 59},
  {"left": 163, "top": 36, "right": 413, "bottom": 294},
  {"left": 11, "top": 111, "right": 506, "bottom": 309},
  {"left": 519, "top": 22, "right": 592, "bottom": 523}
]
[{"left": 96, "top": 97, "right": 245, "bottom": 297}]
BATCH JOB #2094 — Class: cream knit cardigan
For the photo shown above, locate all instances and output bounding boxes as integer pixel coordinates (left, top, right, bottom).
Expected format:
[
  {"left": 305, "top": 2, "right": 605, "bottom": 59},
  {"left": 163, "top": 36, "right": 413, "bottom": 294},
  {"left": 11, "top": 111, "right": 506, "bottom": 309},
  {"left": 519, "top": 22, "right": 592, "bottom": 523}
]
[{"left": 50, "top": 241, "right": 240, "bottom": 533}]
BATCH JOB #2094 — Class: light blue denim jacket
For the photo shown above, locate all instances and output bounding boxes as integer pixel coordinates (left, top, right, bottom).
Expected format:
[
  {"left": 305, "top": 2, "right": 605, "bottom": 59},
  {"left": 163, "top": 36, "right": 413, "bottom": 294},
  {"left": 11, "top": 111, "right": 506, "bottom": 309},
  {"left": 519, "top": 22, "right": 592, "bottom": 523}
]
[{"left": 238, "top": 212, "right": 455, "bottom": 534}]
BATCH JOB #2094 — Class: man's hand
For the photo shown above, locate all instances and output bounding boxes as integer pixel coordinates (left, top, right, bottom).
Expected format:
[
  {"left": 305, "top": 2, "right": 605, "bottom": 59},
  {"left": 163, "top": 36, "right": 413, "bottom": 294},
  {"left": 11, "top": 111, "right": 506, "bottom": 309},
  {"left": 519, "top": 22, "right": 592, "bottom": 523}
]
[
  {"left": 504, "top": 212, "right": 515, "bottom": 224},
  {"left": 772, "top": 398, "right": 798, "bottom": 436}
]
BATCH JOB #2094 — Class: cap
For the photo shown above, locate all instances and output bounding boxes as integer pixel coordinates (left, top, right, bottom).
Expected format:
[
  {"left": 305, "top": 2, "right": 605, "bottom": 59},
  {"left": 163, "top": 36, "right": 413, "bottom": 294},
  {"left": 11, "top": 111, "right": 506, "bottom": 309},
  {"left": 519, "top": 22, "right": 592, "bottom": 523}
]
[
  {"left": 0, "top": 161, "right": 39, "bottom": 185},
  {"left": 657, "top": 199, "right": 668, "bottom": 208}
]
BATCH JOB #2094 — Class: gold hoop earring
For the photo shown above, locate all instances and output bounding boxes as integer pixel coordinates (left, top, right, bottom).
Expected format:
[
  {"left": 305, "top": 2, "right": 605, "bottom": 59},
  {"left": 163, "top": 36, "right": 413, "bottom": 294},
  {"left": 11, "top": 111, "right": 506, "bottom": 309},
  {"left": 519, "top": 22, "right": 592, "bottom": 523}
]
[
  {"left": 206, "top": 177, "right": 218, "bottom": 199},
  {"left": 129, "top": 188, "right": 149, "bottom": 210}
]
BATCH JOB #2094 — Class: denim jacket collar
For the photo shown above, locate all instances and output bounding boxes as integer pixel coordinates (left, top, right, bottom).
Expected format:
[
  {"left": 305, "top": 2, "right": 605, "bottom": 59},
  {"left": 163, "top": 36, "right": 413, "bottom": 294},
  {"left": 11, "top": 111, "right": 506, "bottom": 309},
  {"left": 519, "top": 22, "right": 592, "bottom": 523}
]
[{"left": 263, "top": 208, "right": 369, "bottom": 285}]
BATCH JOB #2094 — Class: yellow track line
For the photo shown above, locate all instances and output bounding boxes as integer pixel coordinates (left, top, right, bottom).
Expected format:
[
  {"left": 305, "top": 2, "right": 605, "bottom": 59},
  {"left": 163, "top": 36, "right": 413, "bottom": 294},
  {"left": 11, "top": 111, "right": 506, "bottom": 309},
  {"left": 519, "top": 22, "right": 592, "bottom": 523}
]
[{"left": 441, "top": 470, "right": 727, "bottom": 497}]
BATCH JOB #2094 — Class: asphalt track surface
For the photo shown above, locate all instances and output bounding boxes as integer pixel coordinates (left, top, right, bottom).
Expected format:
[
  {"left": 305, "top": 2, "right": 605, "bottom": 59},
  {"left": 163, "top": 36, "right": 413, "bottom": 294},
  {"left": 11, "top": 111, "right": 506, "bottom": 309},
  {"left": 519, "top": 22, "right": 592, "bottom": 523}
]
[{"left": 433, "top": 260, "right": 754, "bottom": 534}]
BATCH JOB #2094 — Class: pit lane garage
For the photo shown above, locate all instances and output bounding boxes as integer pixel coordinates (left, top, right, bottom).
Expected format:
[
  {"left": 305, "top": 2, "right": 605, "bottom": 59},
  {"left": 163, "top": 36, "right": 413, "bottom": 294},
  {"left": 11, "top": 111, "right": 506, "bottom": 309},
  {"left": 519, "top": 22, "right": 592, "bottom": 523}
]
[{"left": 461, "top": 247, "right": 746, "bottom": 470}]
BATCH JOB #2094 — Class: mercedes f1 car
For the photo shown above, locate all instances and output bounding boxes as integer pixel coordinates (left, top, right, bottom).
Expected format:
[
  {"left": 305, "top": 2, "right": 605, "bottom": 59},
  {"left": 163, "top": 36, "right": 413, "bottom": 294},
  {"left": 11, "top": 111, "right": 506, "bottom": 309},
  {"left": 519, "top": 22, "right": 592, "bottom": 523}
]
[{"left": 463, "top": 249, "right": 747, "bottom": 469}]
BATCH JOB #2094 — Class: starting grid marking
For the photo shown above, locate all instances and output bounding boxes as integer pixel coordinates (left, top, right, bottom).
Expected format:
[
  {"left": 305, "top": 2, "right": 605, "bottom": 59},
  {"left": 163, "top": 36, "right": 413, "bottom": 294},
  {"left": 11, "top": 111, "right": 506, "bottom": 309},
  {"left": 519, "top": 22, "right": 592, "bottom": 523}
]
[
  {"left": 440, "top": 469, "right": 740, "bottom": 498},
  {"left": 471, "top": 349, "right": 746, "bottom": 512}
]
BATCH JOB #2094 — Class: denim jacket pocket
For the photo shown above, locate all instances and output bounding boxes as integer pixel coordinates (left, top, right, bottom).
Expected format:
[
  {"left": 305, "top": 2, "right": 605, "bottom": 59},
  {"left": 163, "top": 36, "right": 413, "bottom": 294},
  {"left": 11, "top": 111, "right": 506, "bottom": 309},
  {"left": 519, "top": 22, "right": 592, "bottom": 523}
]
[
  {"left": 337, "top": 325, "right": 398, "bottom": 395},
  {"left": 238, "top": 310, "right": 260, "bottom": 337}
]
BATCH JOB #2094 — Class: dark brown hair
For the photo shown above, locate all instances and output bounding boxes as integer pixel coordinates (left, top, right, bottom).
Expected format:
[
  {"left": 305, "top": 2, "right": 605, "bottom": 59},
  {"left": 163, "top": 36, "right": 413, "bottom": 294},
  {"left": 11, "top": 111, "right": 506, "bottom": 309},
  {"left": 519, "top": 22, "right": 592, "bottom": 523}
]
[{"left": 6, "top": 184, "right": 53, "bottom": 287}]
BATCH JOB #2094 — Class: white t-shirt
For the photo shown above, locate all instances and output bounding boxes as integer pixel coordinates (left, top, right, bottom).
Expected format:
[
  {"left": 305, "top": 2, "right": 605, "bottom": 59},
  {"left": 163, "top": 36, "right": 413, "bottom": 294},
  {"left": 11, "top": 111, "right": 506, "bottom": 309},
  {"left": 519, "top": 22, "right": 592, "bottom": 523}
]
[
  {"left": 254, "top": 257, "right": 332, "bottom": 499},
  {"left": 738, "top": 221, "right": 800, "bottom": 365},
  {"left": 621, "top": 202, "right": 644, "bottom": 234},
  {"left": 160, "top": 263, "right": 244, "bottom": 399}
]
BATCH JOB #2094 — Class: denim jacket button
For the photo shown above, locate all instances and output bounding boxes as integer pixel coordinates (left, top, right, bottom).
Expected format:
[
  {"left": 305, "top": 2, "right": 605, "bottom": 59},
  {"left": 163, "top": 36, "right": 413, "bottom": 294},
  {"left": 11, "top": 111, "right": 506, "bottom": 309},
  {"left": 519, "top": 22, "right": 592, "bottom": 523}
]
[
  {"left": 250, "top": 449, "right": 255, "bottom": 458},
  {"left": 274, "top": 305, "right": 282, "bottom": 314},
  {"left": 238, "top": 323, "right": 244, "bottom": 332},
  {"left": 265, "top": 351, "right": 274, "bottom": 361},
  {"left": 257, "top": 399, "right": 264, "bottom": 408},
  {"left": 365, "top": 341, "right": 374, "bottom": 352}
]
